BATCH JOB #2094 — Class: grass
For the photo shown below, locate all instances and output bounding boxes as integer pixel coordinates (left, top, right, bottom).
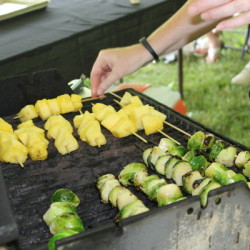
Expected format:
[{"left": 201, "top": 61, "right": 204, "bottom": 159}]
[{"left": 122, "top": 27, "right": 250, "bottom": 148}]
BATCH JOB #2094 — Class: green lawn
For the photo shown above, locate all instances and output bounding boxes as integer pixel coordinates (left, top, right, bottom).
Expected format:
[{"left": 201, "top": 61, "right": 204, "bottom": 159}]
[{"left": 123, "top": 28, "right": 250, "bottom": 148}]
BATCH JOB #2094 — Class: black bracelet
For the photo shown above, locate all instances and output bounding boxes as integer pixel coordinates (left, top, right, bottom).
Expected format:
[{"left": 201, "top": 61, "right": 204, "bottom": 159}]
[{"left": 139, "top": 37, "right": 159, "bottom": 62}]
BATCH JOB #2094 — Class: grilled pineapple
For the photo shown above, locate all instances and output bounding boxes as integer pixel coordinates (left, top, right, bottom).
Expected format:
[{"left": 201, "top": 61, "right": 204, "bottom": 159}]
[
  {"left": 17, "top": 105, "right": 39, "bottom": 122},
  {"left": 0, "top": 118, "right": 14, "bottom": 134}
]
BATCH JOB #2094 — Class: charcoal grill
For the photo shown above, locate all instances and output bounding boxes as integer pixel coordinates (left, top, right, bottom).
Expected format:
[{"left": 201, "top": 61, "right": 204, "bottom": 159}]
[{"left": 0, "top": 69, "right": 250, "bottom": 250}]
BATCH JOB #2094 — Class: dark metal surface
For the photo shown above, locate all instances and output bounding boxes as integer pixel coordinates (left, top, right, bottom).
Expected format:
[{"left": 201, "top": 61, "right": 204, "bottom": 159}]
[{"left": 0, "top": 70, "right": 249, "bottom": 249}]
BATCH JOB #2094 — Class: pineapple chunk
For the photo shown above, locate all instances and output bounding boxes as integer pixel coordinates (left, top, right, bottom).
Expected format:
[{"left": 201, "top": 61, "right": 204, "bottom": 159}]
[
  {"left": 101, "top": 112, "right": 126, "bottom": 131},
  {"left": 28, "top": 142, "right": 48, "bottom": 161},
  {"left": 44, "top": 115, "right": 72, "bottom": 131},
  {"left": 110, "top": 116, "right": 137, "bottom": 138},
  {"left": 85, "top": 127, "right": 106, "bottom": 147},
  {"left": 130, "top": 96, "right": 143, "bottom": 106},
  {"left": 94, "top": 106, "right": 116, "bottom": 122},
  {"left": 17, "top": 120, "right": 34, "bottom": 129},
  {"left": 149, "top": 109, "right": 167, "bottom": 121},
  {"left": 92, "top": 103, "right": 107, "bottom": 113},
  {"left": 57, "top": 94, "right": 75, "bottom": 114},
  {"left": 121, "top": 103, "right": 143, "bottom": 116},
  {"left": 54, "top": 131, "right": 79, "bottom": 155},
  {"left": 73, "top": 111, "right": 95, "bottom": 128},
  {"left": 120, "top": 92, "right": 133, "bottom": 106},
  {"left": 35, "top": 99, "right": 51, "bottom": 120},
  {"left": 71, "top": 94, "right": 83, "bottom": 112},
  {"left": 0, "top": 118, "right": 13, "bottom": 134},
  {"left": 47, "top": 98, "right": 61, "bottom": 116},
  {"left": 17, "top": 105, "right": 38, "bottom": 122},
  {"left": 47, "top": 125, "right": 72, "bottom": 140},
  {"left": 142, "top": 115, "right": 164, "bottom": 135},
  {"left": 78, "top": 120, "right": 100, "bottom": 141}
]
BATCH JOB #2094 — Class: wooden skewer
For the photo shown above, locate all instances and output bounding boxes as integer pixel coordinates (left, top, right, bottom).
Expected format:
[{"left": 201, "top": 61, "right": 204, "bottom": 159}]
[
  {"left": 131, "top": 131, "right": 147, "bottom": 143},
  {"left": 82, "top": 95, "right": 106, "bottom": 103},
  {"left": 163, "top": 121, "right": 191, "bottom": 137},
  {"left": 113, "top": 99, "right": 123, "bottom": 106},
  {"left": 156, "top": 129, "right": 181, "bottom": 145},
  {"left": 109, "top": 92, "right": 122, "bottom": 99},
  {"left": 17, "top": 160, "right": 24, "bottom": 168},
  {"left": 13, "top": 114, "right": 22, "bottom": 119}
]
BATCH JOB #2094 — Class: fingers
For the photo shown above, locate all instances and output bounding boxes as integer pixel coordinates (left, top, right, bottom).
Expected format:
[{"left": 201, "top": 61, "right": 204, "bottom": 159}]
[{"left": 215, "top": 11, "right": 250, "bottom": 30}]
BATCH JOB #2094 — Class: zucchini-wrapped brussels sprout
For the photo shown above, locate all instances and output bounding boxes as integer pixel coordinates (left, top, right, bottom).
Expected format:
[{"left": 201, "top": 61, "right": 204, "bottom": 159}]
[
  {"left": 215, "top": 146, "right": 237, "bottom": 167},
  {"left": 243, "top": 161, "right": 250, "bottom": 178},
  {"left": 169, "top": 145, "right": 187, "bottom": 157},
  {"left": 118, "top": 163, "right": 147, "bottom": 186},
  {"left": 171, "top": 161, "right": 192, "bottom": 186},
  {"left": 51, "top": 188, "right": 80, "bottom": 207},
  {"left": 189, "top": 155, "right": 210, "bottom": 173},
  {"left": 201, "top": 133, "right": 215, "bottom": 153},
  {"left": 235, "top": 151, "right": 250, "bottom": 168},
  {"left": 100, "top": 179, "right": 121, "bottom": 203},
  {"left": 187, "top": 131, "right": 205, "bottom": 152},
  {"left": 199, "top": 181, "right": 221, "bottom": 207},
  {"left": 48, "top": 229, "right": 79, "bottom": 250},
  {"left": 192, "top": 178, "right": 212, "bottom": 196},
  {"left": 182, "top": 150, "right": 196, "bottom": 162},
  {"left": 158, "top": 138, "right": 178, "bottom": 152},
  {"left": 43, "top": 202, "right": 77, "bottom": 227},
  {"left": 182, "top": 171, "right": 203, "bottom": 194},
  {"left": 156, "top": 184, "right": 184, "bottom": 207},
  {"left": 147, "top": 146, "right": 165, "bottom": 170},
  {"left": 49, "top": 212, "right": 85, "bottom": 235},
  {"left": 96, "top": 174, "right": 116, "bottom": 190}
]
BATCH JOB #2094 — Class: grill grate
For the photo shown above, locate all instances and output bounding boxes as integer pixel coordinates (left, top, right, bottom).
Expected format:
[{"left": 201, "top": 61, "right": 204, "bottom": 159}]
[{"left": 1, "top": 87, "right": 249, "bottom": 249}]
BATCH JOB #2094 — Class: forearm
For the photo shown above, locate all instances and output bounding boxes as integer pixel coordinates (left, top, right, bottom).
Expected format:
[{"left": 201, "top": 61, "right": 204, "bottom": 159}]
[{"left": 146, "top": 0, "right": 221, "bottom": 57}]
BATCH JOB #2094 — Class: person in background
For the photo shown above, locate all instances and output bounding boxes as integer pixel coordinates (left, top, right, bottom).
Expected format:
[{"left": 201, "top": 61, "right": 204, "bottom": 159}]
[
  {"left": 231, "top": 60, "right": 250, "bottom": 85},
  {"left": 90, "top": 0, "right": 250, "bottom": 97}
]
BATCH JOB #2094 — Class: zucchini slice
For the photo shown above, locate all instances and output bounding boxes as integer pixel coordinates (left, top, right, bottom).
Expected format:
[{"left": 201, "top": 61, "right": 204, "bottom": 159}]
[
  {"left": 109, "top": 186, "right": 131, "bottom": 207},
  {"left": 143, "top": 179, "right": 167, "bottom": 201},
  {"left": 147, "top": 146, "right": 166, "bottom": 170},
  {"left": 165, "top": 156, "right": 181, "bottom": 179},
  {"left": 200, "top": 181, "right": 221, "bottom": 207},
  {"left": 100, "top": 179, "right": 121, "bottom": 203},
  {"left": 158, "top": 138, "right": 178, "bottom": 152},
  {"left": 116, "top": 191, "right": 138, "bottom": 211},
  {"left": 156, "top": 184, "right": 183, "bottom": 207},
  {"left": 97, "top": 174, "right": 116, "bottom": 190},
  {"left": 155, "top": 154, "right": 172, "bottom": 175},
  {"left": 142, "top": 147, "right": 153, "bottom": 166},
  {"left": 133, "top": 170, "right": 148, "bottom": 188},
  {"left": 182, "top": 171, "right": 203, "bottom": 194},
  {"left": 192, "top": 177, "right": 212, "bottom": 196},
  {"left": 215, "top": 146, "right": 237, "bottom": 167},
  {"left": 172, "top": 161, "right": 192, "bottom": 186}
]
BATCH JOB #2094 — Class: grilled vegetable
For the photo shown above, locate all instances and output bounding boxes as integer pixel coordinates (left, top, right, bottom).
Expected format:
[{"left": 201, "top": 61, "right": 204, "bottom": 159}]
[
  {"left": 243, "top": 161, "right": 250, "bottom": 178},
  {"left": 43, "top": 202, "right": 77, "bottom": 227},
  {"left": 48, "top": 229, "right": 79, "bottom": 250},
  {"left": 215, "top": 146, "right": 237, "bottom": 167},
  {"left": 51, "top": 188, "right": 80, "bottom": 207},
  {"left": 187, "top": 131, "right": 205, "bottom": 152},
  {"left": 155, "top": 154, "right": 172, "bottom": 175},
  {"left": 165, "top": 156, "right": 181, "bottom": 179},
  {"left": 100, "top": 179, "right": 121, "bottom": 203},
  {"left": 118, "top": 163, "right": 147, "bottom": 186},
  {"left": 235, "top": 151, "right": 250, "bottom": 168},
  {"left": 201, "top": 133, "right": 215, "bottom": 153},
  {"left": 192, "top": 178, "right": 213, "bottom": 196},
  {"left": 158, "top": 138, "right": 178, "bottom": 152},
  {"left": 171, "top": 161, "right": 192, "bottom": 186},
  {"left": 147, "top": 146, "right": 165, "bottom": 170},
  {"left": 133, "top": 170, "right": 149, "bottom": 188},
  {"left": 189, "top": 155, "right": 210, "bottom": 173},
  {"left": 96, "top": 174, "right": 115, "bottom": 190},
  {"left": 142, "top": 147, "right": 153, "bottom": 166},
  {"left": 49, "top": 212, "right": 85, "bottom": 235},
  {"left": 119, "top": 200, "right": 149, "bottom": 220},
  {"left": 182, "top": 171, "right": 203, "bottom": 194},
  {"left": 199, "top": 181, "right": 221, "bottom": 207},
  {"left": 209, "top": 140, "right": 225, "bottom": 162},
  {"left": 169, "top": 145, "right": 187, "bottom": 157},
  {"left": 182, "top": 150, "right": 196, "bottom": 162},
  {"left": 156, "top": 184, "right": 184, "bottom": 207}
]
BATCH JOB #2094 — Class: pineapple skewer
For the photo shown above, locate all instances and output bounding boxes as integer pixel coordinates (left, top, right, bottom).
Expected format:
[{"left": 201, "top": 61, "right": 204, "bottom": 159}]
[{"left": 112, "top": 92, "right": 191, "bottom": 138}]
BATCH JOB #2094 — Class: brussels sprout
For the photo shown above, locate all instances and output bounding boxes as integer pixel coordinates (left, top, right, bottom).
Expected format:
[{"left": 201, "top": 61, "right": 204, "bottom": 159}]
[
  {"left": 119, "top": 200, "right": 148, "bottom": 220},
  {"left": 189, "top": 155, "right": 210, "bottom": 173},
  {"left": 97, "top": 174, "right": 116, "bottom": 190},
  {"left": 133, "top": 170, "right": 148, "bottom": 188},
  {"left": 147, "top": 146, "right": 165, "bottom": 170},
  {"left": 100, "top": 179, "right": 121, "bottom": 203},
  {"left": 156, "top": 184, "right": 183, "bottom": 207},
  {"left": 169, "top": 145, "right": 187, "bottom": 157},
  {"left": 205, "top": 162, "right": 228, "bottom": 178},
  {"left": 48, "top": 229, "right": 79, "bottom": 250},
  {"left": 192, "top": 178, "right": 212, "bottom": 196},
  {"left": 49, "top": 213, "right": 85, "bottom": 235},
  {"left": 182, "top": 150, "right": 196, "bottom": 162},
  {"left": 243, "top": 161, "right": 250, "bottom": 178},
  {"left": 43, "top": 202, "right": 77, "bottom": 227},
  {"left": 108, "top": 186, "right": 131, "bottom": 207},
  {"left": 142, "top": 148, "right": 153, "bottom": 166},
  {"left": 165, "top": 156, "right": 181, "bottom": 179},
  {"left": 231, "top": 173, "right": 247, "bottom": 183},
  {"left": 116, "top": 191, "right": 138, "bottom": 210},
  {"left": 182, "top": 171, "right": 203, "bottom": 194},
  {"left": 155, "top": 154, "right": 172, "bottom": 175},
  {"left": 141, "top": 175, "right": 159, "bottom": 191},
  {"left": 215, "top": 146, "right": 237, "bottom": 167},
  {"left": 118, "top": 163, "right": 147, "bottom": 186},
  {"left": 235, "top": 151, "right": 250, "bottom": 168},
  {"left": 172, "top": 161, "right": 192, "bottom": 186},
  {"left": 201, "top": 133, "right": 215, "bottom": 153},
  {"left": 199, "top": 181, "right": 221, "bottom": 207},
  {"left": 158, "top": 138, "right": 178, "bottom": 152},
  {"left": 141, "top": 178, "right": 167, "bottom": 201},
  {"left": 209, "top": 140, "right": 225, "bottom": 162},
  {"left": 51, "top": 189, "right": 80, "bottom": 207},
  {"left": 187, "top": 131, "right": 205, "bottom": 152}
]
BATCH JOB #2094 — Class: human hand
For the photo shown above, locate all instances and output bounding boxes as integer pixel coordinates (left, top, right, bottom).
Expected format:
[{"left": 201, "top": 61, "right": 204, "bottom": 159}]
[
  {"left": 90, "top": 44, "right": 150, "bottom": 97},
  {"left": 188, "top": 0, "right": 250, "bottom": 31}
]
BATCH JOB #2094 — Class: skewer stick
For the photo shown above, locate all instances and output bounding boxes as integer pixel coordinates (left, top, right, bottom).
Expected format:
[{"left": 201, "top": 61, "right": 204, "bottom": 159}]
[
  {"left": 131, "top": 131, "right": 147, "bottom": 143},
  {"left": 156, "top": 129, "right": 181, "bottom": 145},
  {"left": 163, "top": 121, "right": 191, "bottom": 137},
  {"left": 82, "top": 95, "right": 106, "bottom": 103},
  {"left": 113, "top": 99, "right": 122, "bottom": 106},
  {"left": 13, "top": 114, "right": 22, "bottom": 119},
  {"left": 109, "top": 92, "right": 122, "bottom": 99},
  {"left": 17, "top": 160, "right": 24, "bottom": 168}
]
